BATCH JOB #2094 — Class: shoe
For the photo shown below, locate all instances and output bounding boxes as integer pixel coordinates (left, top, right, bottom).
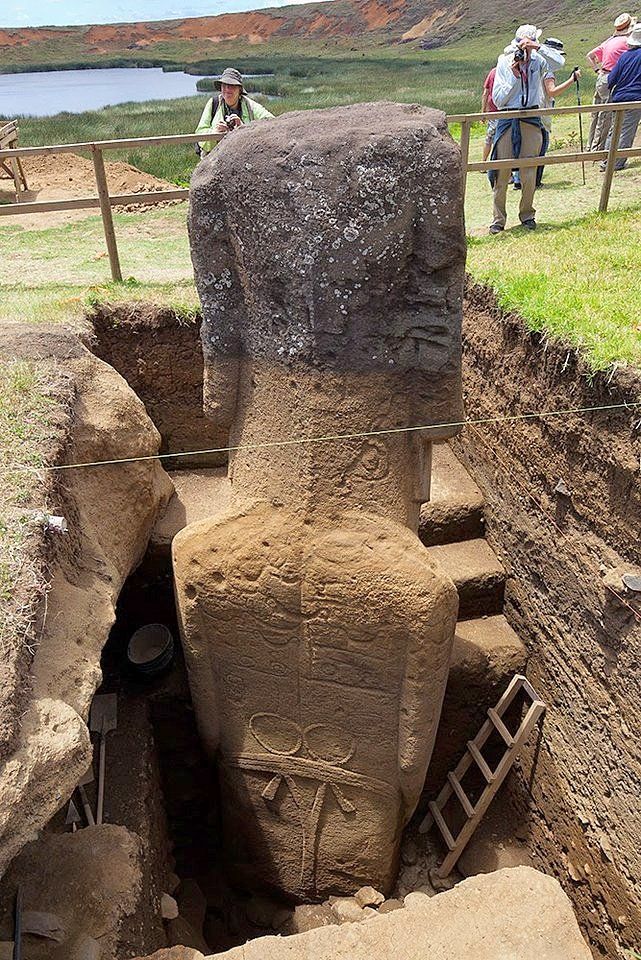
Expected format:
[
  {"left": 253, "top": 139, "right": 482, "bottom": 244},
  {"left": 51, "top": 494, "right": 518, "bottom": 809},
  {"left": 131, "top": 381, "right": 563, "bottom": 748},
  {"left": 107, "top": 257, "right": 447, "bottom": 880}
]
[
  {"left": 513, "top": 182, "right": 522, "bottom": 190},
  {"left": 522, "top": 219, "right": 536, "bottom": 230},
  {"left": 489, "top": 223, "right": 504, "bottom": 234}
]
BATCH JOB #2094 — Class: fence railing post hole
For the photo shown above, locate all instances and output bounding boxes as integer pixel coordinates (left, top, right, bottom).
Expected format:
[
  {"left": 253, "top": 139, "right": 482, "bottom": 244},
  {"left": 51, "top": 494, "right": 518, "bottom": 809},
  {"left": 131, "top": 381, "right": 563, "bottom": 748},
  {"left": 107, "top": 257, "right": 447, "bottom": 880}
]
[
  {"left": 91, "top": 144, "right": 122, "bottom": 282},
  {"left": 460, "top": 120, "right": 472, "bottom": 195},
  {"left": 599, "top": 108, "right": 624, "bottom": 214}
]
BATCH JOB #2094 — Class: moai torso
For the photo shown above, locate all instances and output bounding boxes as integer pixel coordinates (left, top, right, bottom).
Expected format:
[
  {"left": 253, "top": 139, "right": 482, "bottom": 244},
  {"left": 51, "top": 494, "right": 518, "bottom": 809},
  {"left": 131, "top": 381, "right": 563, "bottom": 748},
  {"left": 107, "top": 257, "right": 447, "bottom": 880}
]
[{"left": 174, "top": 102, "right": 465, "bottom": 899}]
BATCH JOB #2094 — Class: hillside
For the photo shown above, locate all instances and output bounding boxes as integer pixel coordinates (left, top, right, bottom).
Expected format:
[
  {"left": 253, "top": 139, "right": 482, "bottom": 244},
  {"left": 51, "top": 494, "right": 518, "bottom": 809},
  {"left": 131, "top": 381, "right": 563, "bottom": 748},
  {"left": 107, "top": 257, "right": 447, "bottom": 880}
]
[{"left": 0, "top": 0, "right": 618, "bottom": 70}]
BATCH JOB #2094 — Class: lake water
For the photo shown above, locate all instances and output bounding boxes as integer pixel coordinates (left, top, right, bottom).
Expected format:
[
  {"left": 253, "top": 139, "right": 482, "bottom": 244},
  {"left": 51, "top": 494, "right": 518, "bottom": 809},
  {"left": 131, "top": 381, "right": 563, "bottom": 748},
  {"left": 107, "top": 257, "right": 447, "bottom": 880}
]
[{"left": 0, "top": 67, "right": 204, "bottom": 118}]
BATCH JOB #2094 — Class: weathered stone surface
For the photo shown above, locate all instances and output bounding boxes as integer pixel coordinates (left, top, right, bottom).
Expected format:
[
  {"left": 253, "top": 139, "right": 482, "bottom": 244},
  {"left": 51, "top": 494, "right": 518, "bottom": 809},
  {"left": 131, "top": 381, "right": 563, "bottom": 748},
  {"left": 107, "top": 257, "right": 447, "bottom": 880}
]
[
  {"left": 354, "top": 886, "right": 384, "bottom": 908},
  {"left": 133, "top": 950, "right": 205, "bottom": 960},
  {"left": 330, "top": 897, "right": 365, "bottom": 923},
  {"left": 0, "top": 825, "right": 143, "bottom": 960},
  {"left": 175, "top": 102, "right": 465, "bottom": 899},
  {"left": 419, "top": 442, "right": 485, "bottom": 546},
  {"left": 282, "top": 904, "right": 335, "bottom": 935},
  {"left": 203, "top": 868, "right": 592, "bottom": 960},
  {"left": 377, "top": 898, "right": 404, "bottom": 915},
  {"left": 0, "top": 329, "right": 173, "bottom": 877}
]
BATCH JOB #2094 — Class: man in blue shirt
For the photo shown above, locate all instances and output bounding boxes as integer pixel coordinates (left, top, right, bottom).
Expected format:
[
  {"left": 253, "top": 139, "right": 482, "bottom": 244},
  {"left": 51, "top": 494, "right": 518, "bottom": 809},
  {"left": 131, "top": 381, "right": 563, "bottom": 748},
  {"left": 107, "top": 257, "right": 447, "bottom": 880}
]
[
  {"left": 601, "top": 21, "right": 641, "bottom": 171},
  {"left": 489, "top": 25, "right": 549, "bottom": 234}
]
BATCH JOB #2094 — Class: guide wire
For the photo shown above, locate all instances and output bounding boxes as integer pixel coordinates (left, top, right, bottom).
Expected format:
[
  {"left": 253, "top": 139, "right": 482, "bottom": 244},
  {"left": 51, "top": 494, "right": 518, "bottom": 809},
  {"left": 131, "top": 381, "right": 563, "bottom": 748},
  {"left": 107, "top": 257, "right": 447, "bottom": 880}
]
[
  {"left": 2, "top": 400, "right": 640, "bottom": 477},
  {"left": 466, "top": 421, "right": 641, "bottom": 624}
]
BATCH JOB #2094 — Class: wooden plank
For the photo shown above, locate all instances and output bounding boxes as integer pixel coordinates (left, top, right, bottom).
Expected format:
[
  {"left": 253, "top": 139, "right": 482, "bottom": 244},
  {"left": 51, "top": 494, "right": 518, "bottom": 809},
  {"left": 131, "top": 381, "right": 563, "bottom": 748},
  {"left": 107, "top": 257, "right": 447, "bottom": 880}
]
[
  {"left": 428, "top": 802, "right": 456, "bottom": 850},
  {"left": 0, "top": 188, "right": 189, "bottom": 216},
  {"left": 446, "top": 99, "right": 641, "bottom": 123},
  {"left": 487, "top": 707, "right": 514, "bottom": 747},
  {"left": 447, "top": 772, "right": 475, "bottom": 817},
  {"left": 459, "top": 119, "right": 472, "bottom": 194},
  {"left": 492, "top": 673, "right": 525, "bottom": 717},
  {"left": 0, "top": 131, "right": 222, "bottom": 160},
  {"left": 0, "top": 103, "right": 639, "bottom": 160},
  {"left": 91, "top": 145, "right": 122, "bottom": 283},
  {"left": 599, "top": 108, "right": 625, "bottom": 214},
  {"left": 9, "top": 157, "right": 22, "bottom": 202},
  {"left": 466, "top": 741, "right": 494, "bottom": 783},
  {"left": 469, "top": 150, "right": 606, "bottom": 173},
  {"left": 15, "top": 156, "right": 28, "bottom": 191}
]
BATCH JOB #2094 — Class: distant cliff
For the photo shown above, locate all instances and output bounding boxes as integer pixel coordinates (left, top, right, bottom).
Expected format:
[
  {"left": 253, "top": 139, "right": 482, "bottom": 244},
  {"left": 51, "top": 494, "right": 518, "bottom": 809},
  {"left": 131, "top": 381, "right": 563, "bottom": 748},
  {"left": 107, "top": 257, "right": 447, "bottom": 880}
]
[{"left": 0, "top": 0, "right": 618, "bottom": 71}]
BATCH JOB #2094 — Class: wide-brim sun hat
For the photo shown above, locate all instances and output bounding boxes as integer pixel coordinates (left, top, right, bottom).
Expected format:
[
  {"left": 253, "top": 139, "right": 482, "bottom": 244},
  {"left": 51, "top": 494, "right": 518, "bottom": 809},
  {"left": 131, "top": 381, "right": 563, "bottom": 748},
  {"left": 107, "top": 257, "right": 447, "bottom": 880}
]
[
  {"left": 515, "top": 24, "right": 543, "bottom": 42},
  {"left": 215, "top": 67, "right": 245, "bottom": 91},
  {"left": 544, "top": 37, "right": 565, "bottom": 52},
  {"left": 540, "top": 38, "right": 566, "bottom": 68},
  {"left": 614, "top": 12, "right": 634, "bottom": 33},
  {"left": 628, "top": 21, "right": 641, "bottom": 45}
]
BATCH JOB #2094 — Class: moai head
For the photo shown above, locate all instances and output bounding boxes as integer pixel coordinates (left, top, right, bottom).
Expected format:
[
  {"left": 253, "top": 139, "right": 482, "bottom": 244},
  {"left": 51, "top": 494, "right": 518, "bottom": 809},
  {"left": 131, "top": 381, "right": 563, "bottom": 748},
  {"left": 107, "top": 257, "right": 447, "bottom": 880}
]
[
  {"left": 178, "top": 102, "right": 464, "bottom": 899},
  {"left": 189, "top": 102, "right": 465, "bottom": 531}
]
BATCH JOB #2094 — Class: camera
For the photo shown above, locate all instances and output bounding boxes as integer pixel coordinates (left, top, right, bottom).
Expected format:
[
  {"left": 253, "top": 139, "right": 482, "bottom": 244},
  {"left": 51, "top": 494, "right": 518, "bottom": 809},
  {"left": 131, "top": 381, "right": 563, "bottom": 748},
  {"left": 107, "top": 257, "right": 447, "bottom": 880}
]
[
  {"left": 224, "top": 115, "right": 237, "bottom": 131},
  {"left": 514, "top": 47, "right": 526, "bottom": 62}
]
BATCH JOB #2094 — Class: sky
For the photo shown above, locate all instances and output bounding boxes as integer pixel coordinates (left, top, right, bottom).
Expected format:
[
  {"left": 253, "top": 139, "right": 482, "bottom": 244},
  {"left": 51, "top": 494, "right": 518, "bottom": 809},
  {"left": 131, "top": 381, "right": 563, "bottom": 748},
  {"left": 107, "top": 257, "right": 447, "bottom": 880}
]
[{"left": 1, "top": 0, "right": 330, "bottom": 28}]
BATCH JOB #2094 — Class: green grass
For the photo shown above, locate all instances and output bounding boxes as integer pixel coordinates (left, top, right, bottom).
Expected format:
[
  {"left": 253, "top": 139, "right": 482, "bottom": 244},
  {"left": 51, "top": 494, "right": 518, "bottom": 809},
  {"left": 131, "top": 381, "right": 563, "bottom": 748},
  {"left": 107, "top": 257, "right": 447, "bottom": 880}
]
[
  {"left": 467, "top": 203, "right": 641, "bottom": 369},
  {"left": 2, "top": 21, "right": 640, "bottom": 375},
  {"left": 0, "top": 360, "right": 57, "bottom": 634}
]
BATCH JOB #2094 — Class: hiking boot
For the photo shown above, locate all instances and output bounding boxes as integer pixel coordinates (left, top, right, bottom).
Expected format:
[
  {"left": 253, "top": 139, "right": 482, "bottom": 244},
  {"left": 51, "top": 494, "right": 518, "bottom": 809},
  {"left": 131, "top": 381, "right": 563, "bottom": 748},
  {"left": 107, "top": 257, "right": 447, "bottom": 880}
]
[
  {"left": 522, "top": 219, "right": 536, "bottom": 230},
  {"left": 489, "top": 223, "right": 504, "bottom": 235}
]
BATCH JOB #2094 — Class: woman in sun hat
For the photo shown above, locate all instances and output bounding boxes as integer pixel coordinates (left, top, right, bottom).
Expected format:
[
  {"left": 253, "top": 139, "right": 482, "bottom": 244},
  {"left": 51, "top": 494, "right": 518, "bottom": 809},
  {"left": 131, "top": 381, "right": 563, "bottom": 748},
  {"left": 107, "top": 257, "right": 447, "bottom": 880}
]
[
  {"left": 195, "top": 66, "right": 274, "bottom": 155},
  {"left": 586, "top": 13, "right": 636, "bottom": 151},
  {"left": 601, "top": 20, "right": 641, "bottom": 171}
]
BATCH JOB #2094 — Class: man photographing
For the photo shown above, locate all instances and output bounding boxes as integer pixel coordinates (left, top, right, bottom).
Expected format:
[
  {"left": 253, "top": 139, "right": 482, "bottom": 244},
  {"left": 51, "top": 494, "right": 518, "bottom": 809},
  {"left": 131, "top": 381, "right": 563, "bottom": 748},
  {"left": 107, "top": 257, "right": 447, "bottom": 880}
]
[
  {"left": 195, "top": 67, "right": 274, "bottom": 155},
  {"left": 488, "top": 25, "right": 549, "bottom": 233}
]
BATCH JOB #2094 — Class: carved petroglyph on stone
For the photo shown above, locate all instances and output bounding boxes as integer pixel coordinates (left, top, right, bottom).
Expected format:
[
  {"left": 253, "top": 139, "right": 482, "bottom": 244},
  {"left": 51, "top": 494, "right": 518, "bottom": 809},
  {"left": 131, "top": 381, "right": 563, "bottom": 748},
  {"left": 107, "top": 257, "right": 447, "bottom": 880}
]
[
  {"left": 174, "top": 102, "right": 465, "bottom": 899},
  {"left": 231, "top": 714, "right": 370, "bottom": 890}
]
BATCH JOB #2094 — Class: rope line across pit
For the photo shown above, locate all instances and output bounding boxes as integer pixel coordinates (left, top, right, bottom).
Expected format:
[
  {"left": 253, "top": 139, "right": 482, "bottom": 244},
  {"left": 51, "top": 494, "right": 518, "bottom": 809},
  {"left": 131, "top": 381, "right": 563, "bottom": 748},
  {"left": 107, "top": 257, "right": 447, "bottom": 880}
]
[{"left": 3, "top": 401, "right": 640, "bottom": 476}]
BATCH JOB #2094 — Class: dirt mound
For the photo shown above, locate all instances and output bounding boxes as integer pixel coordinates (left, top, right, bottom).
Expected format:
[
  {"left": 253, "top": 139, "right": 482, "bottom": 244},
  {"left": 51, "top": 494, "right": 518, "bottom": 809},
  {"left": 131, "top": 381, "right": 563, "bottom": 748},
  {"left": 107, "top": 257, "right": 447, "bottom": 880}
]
[{"left": 1, "top": 152, "right": 179, "bottom": 227}]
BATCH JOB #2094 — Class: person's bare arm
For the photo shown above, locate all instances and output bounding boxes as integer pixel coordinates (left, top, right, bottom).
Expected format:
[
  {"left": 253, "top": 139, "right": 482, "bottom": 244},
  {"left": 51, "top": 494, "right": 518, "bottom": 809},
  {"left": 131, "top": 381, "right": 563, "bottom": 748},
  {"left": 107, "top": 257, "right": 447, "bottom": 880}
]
[
  {"left": 586, "top": 46, "right": 602, "bottom": 70},
  {"left": 545, "top": 70, "right": 580, "bottom": 98},
  {"left": 481, "top": 88, "right": 489, "bottom": 113}
]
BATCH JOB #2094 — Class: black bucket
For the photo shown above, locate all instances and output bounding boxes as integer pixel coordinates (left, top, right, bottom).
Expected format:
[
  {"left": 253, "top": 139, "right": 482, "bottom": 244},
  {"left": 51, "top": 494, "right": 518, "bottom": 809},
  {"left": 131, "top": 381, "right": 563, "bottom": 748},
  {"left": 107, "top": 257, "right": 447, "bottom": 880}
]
[{"left": 127, "top": 623, "right": 174, "bottom": 679}]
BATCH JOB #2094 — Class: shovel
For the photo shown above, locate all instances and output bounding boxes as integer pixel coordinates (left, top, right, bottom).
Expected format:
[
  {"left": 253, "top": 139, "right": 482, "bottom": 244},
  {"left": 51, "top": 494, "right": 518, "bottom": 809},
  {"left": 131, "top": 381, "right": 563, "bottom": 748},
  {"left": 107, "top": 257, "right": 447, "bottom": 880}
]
[
  {"left": 90, "top": 694, "right": 117, "bottom": 826},
  {"left": 77, "top": 764, "right": 96, "bottom": 827},
  {"left": 66, "top": 798, "right": 82, "bottom": 833}
]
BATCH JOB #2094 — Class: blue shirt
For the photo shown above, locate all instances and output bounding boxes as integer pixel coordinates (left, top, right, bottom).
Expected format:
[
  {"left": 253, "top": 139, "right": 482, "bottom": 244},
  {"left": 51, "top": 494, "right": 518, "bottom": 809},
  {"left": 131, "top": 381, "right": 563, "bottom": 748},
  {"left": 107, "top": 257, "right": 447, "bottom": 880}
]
[
  {"left": 608, "top": 46, "right": 641, "bottom": 102},
  {"left": 492, "top": 51, "right": 548, "bottom": 110}
]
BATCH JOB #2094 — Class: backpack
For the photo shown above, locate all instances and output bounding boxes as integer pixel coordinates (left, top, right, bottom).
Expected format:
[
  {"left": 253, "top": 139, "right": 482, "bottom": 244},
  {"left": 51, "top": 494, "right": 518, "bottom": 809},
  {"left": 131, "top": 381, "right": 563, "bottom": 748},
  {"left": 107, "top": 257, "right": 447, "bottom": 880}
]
[{"left": 195, "top": 94, "right": 220, "bottom": 157}]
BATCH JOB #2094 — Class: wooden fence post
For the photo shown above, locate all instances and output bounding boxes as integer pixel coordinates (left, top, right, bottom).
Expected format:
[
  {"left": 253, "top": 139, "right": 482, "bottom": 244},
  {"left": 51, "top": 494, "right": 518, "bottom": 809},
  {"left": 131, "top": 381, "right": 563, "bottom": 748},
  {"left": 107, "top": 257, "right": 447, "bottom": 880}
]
[
  {"left": 460, "top": 119, "right": 472, "bottom": 196},
  {"left": 91, "top": 144, "right": 122, "bottom": 282},
  {"left": 599, "top": 108, "right": 624, "bottom": 214}
]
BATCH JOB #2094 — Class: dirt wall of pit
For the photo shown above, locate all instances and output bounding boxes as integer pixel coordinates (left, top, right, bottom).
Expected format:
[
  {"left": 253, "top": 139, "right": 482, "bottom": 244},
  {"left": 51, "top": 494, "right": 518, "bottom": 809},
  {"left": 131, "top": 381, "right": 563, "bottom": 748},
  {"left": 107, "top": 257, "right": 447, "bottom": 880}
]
[
  {"left": 456, "top": 283, "right": 641, "bottom": 959},
  {"left": 89, "top": 306, "right": 226, "bottom": 468}
]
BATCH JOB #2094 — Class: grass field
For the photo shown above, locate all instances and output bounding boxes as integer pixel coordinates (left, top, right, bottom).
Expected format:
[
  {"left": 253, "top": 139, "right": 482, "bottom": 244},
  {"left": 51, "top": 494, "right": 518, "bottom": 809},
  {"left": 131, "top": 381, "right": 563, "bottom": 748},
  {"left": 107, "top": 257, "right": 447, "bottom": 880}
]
[{"left": 3, "top": 22, "right": 640, "bottom": 374}]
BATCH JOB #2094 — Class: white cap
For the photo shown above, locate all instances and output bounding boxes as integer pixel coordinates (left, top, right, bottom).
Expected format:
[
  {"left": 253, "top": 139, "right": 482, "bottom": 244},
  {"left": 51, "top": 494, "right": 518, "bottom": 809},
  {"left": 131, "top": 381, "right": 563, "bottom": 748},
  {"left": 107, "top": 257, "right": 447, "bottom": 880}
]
[{"left": 515, "top": 24, "right": 543, "bottom": 41}]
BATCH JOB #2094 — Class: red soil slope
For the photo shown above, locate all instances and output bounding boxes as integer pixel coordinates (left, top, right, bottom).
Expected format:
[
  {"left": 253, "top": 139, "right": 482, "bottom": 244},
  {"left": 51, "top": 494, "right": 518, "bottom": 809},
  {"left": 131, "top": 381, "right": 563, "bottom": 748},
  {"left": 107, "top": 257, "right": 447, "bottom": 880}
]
[{"left": 0, "top": 0, "right": 466, "bottom": 56}]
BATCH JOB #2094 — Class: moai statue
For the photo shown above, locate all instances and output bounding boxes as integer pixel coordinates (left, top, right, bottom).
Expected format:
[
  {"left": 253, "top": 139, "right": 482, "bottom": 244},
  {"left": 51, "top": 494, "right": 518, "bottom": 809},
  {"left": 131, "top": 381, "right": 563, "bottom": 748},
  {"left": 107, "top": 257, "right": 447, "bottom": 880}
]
[{"left": 174, "top": 102, "right": 466, "bottom": 899}]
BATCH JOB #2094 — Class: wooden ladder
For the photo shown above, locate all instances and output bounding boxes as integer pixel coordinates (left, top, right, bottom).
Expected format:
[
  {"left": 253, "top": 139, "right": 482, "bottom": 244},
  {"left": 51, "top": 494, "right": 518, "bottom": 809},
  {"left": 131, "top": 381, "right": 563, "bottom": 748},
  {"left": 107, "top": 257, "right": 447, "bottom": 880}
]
[
  {"left": 0, "top": 121, "right": 28, "bottom": 201},
  {"left": 419, "top": 673, "right": 545, "bottom": 878}
]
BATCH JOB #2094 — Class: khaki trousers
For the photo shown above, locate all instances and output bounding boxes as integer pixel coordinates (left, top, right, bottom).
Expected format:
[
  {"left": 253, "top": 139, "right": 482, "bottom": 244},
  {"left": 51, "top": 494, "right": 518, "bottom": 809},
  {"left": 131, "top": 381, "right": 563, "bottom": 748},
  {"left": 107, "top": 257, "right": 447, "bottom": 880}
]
[
  {"left": 492, "top": 121, "right": 543, "bottom": 229},
  {"left": 587, "top": 72, "right": 612, "bottom": 152}
]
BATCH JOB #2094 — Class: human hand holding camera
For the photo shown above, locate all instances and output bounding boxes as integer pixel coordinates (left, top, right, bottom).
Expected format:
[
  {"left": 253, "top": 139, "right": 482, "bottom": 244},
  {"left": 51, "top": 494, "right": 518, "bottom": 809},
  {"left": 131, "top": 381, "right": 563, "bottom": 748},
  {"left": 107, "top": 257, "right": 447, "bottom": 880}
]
[
  {"left": 512, "top": 38, "right": 539, "bottom": 75},
  {"left": 215, "top": 115, "right": 243, "bottom": 135}
]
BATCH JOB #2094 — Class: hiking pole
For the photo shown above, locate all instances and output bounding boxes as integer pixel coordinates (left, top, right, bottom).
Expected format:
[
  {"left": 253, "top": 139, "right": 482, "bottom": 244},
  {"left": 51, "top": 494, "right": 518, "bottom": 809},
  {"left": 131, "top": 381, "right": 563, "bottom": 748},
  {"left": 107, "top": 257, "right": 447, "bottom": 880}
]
[{"left": 574, "top": 66, "right": 587, "bottom": 185}]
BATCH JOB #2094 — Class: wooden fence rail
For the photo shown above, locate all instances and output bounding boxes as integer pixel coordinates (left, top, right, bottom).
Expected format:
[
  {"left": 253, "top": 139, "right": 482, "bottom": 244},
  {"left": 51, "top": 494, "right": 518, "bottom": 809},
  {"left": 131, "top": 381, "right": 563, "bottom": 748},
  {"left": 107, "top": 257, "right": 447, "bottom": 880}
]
[{"left": 0, "top": 101, "right": 639, "bottom": 281}]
